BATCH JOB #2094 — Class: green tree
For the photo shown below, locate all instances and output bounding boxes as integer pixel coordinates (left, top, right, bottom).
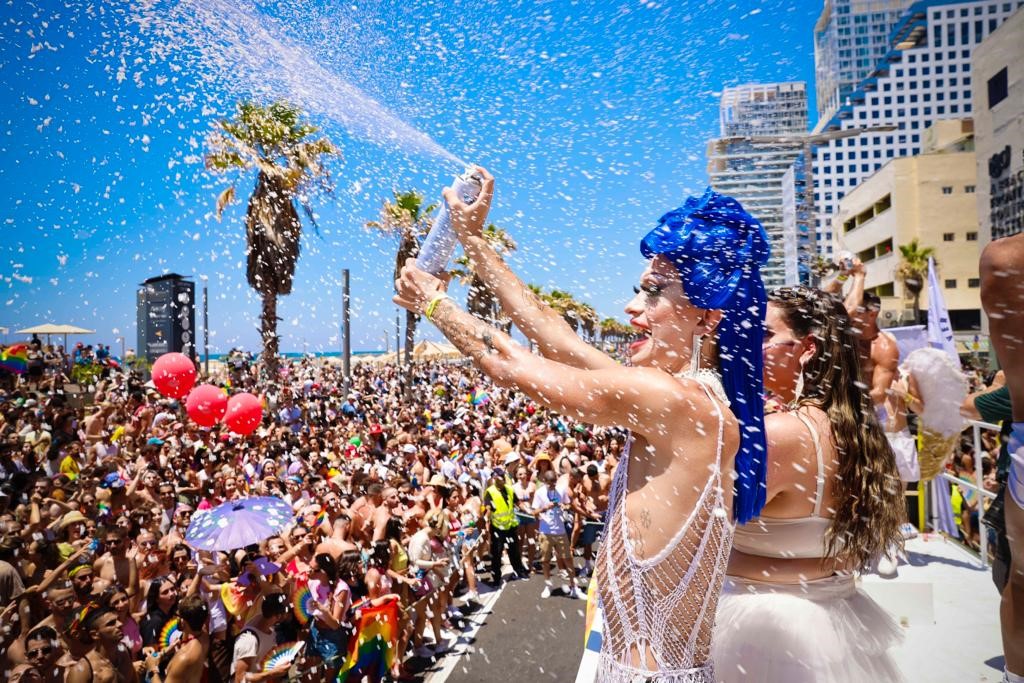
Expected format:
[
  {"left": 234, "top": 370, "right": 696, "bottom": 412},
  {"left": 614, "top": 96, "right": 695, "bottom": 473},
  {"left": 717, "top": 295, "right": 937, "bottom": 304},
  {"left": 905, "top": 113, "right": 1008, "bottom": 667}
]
[
  {"left": 365, "top": 190, "right": 436, "bottom": 394},
  {"left": 896, "top": 238, "right": 936, "bottom": 324},
  {"left": 449, "top": 224, "right": 517, "bottom": 324},
  {"left": 205, "top": 101, "right": 337, "bottom": 379}
]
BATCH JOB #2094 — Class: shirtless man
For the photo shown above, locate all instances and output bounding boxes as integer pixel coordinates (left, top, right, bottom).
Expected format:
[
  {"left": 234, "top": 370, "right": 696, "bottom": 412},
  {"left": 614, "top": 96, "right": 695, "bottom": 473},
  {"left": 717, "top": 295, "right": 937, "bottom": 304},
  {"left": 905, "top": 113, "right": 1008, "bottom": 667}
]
[
  {"left": 371, "top": 487, "right": 403, "bottom": 542},
  {"left": 6, "top": 581, "right": 86, "bottom": 667},
  {"left": 315, "top": 513, "right": 357, "bottom": 559},
  {"left": 979, "top": 232, "right": 1024, "bottom": 683},
  {"left": 9, "top": 625, "right": 67, "bottom": 683},
  {"left": 825, "top": 259, "right": 900, "bottom": 413},
  {"left": 83, "top": 404, "right": 116, "bottom": 447},
  {"left": 65, "top": 606, "right": 137, "bottom": 683},
  {"left": 93, "top": 528, "right": 139, "bottom": 601},
  {"left": 145, "top": 595, "right": 209, "bottom": 683},
  {"left": 349, "top": 483, "right": 385, "bottom": 544}
]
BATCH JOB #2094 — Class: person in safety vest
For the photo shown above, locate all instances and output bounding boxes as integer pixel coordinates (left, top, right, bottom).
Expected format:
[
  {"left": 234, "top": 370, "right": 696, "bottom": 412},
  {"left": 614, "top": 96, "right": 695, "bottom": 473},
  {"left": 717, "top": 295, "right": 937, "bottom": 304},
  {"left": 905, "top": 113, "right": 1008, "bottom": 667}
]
[{"left": 484, "top": 467, "right": 528, "bottom": 585}]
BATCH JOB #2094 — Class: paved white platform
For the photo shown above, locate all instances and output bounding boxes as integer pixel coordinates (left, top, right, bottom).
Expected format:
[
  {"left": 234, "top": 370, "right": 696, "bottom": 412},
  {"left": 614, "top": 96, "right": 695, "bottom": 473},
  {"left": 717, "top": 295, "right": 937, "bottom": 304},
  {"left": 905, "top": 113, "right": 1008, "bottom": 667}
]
[{"left": 861, "top": 533, "right": 1005, "bottom": 681}]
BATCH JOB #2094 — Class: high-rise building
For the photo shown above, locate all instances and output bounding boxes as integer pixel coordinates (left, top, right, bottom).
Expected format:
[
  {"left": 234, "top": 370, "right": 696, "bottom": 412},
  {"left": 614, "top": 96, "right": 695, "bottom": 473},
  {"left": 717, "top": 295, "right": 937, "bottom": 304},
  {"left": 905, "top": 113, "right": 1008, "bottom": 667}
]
[
  {"left": 971, "top": 7, "right": 1024, "bottom": 245},
  {"left": 707, "top": 83, "right": 809, "bottom": 289},
  {"left": 813, "top": 0, "right": 1022, "bottom": 258},
  {"left": 720, "top": 83, "right": 809, "bottom": 137},
  {"left": 813, "top": 0, "right": 916, "bottom": 127}
]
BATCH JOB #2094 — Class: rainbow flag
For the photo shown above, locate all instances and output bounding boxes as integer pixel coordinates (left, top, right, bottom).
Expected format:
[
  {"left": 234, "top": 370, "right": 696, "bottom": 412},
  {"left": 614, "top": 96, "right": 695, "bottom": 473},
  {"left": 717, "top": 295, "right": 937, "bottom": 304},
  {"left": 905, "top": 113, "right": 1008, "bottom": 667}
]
[
  {"left": 336, "top": 597, "right": 400, "bottom": 682},
  {"left": 0, "top": 344, "right": 28, "bottom": 374}
]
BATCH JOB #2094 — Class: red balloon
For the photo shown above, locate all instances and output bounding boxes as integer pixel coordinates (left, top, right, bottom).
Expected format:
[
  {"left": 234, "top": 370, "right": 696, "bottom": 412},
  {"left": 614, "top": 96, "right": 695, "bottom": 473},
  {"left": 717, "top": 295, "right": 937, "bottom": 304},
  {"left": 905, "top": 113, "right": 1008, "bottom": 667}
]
[
  {"left": 151, "top": 352, "right": 197, "bottom": 399},
  {"left": 185, "top": 384, "right": 228, "bottom": 428},
  {"left": 224, "top": 392, "right": 263, "bottom": 435}
]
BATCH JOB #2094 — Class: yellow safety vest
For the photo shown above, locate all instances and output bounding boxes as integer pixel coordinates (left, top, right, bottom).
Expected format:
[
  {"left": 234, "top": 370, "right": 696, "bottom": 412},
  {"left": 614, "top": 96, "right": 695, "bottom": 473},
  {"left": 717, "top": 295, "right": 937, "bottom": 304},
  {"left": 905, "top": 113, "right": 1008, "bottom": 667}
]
[{"left": 487, "top": 484, "right": 518, "bottom": 531}]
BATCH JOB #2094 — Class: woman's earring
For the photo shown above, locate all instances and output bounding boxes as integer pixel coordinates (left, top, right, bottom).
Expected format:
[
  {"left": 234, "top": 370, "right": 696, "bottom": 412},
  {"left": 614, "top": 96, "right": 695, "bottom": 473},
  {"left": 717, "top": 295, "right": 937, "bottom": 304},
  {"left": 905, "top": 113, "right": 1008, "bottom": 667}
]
[
  {"left": 793, "top": 365, "right": 805, "bottom": 405},
  {"left": 690, "top": 333, "right": 704, "bottom": 375}
]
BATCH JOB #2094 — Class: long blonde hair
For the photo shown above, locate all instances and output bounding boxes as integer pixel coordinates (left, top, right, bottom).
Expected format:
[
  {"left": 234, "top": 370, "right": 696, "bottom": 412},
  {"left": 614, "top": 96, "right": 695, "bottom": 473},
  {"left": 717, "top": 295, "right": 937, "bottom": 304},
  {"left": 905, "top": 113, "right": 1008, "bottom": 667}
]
[{"left": 770, "top": 287, "right": 903, "bottom": 569}]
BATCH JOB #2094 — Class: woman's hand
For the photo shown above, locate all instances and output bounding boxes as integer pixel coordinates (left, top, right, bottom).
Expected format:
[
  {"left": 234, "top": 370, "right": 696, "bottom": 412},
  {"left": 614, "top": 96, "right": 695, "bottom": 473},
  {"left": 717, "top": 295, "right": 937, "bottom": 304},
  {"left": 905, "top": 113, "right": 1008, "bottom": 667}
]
[
  {"left": 443, "top": 165, "right": 494, "bottom": 243},
  {"left": 393, "top": 259, "right": 449, "bottom": 315}
]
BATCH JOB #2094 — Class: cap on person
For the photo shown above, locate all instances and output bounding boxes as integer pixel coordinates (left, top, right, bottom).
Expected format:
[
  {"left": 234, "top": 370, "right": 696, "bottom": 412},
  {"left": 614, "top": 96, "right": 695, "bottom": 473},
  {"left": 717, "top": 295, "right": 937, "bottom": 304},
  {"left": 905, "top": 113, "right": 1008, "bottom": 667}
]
[
  {"left": 101, "top": 472, "right": 125, "bottom": 489},
  {"left": 401, "top": 444, "right": 417, "bottom": 454},
  {"left": 532, "top": 452, "right": 552, "bottom": 468},
  {"left": 502, "top": 451, "right": 520, "bottom": 466}
]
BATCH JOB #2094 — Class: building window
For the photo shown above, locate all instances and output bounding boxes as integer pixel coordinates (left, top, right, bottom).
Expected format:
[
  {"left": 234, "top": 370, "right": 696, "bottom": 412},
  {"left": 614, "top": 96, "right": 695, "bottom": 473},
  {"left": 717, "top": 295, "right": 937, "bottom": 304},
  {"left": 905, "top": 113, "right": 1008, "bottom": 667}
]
[
  {"left": 965, "top": 185, "right": 976, "bottom": 193},
  {"left": 967, "top": 231, "right": 978, "bottom": 241},
  {"left": 945, "top": 279, "right": 957, "bottom": 288},
  {"left": 943, "top": 232, "right": 955, "bottom": 241},
  {"left": 989, "top": 68, "right": 1008, "bottom": 108},
  {"left": 968, "top": 278, "right": 980, "bottom": 288},
  {"left": 942, "top": 187, "right": 953, "bottom": 194}
]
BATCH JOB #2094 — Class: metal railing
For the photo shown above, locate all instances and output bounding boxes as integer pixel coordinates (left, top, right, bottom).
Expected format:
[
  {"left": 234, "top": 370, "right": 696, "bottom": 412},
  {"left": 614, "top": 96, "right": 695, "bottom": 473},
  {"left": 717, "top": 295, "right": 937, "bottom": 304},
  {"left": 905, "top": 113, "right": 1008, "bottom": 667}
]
[{"left": 936, "top": 419, "right": 1000, "bottom": 569}]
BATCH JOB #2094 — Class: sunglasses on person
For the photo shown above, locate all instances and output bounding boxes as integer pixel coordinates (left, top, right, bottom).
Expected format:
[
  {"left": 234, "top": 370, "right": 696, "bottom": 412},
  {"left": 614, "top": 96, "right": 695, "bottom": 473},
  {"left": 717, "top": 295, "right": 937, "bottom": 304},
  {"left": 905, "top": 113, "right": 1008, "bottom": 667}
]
[{"left": 26, "top": 646, "right": 54, "bottom": 659}]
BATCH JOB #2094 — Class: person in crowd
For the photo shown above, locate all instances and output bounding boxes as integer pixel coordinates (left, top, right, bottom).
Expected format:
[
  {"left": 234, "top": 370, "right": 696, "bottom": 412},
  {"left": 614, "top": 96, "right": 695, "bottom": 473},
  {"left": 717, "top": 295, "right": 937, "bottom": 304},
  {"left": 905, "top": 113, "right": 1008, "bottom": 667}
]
[
  {"left": 979, "top": 232, "right": 1024, "bottom": 683},
  {"left": 65, "top": 603, "right": 138, "bottom": 683},
  {"left": 712, "top": 286, "right": 905, "bottom": 681},
  {"left": 532, "top": 470, "right": 583, "bottom": 599},
  {"left": 230, "top": 591, "right": 291, "bottom": 683}
]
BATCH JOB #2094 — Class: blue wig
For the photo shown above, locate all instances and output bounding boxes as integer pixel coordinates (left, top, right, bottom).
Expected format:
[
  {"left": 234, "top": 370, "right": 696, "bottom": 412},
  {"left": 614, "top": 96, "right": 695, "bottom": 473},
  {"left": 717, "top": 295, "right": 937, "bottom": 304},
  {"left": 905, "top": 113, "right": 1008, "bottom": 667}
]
[{"left": 640, "top": 188, "right": 770, "bottom": 524}]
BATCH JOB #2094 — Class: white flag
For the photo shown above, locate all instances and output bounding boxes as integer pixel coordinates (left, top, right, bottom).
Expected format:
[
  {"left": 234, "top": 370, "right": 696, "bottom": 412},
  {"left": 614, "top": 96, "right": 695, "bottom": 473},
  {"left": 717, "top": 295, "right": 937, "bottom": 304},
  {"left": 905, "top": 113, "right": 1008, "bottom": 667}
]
[{"left": 926, "top": 257, "right": 960, "bottom": 367}]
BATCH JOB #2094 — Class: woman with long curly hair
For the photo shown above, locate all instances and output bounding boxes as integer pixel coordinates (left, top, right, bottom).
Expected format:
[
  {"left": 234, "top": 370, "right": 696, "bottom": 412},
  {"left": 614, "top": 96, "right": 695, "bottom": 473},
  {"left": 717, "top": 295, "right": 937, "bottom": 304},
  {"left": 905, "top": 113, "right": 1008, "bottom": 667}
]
[{"left": 713, "top": 286, "right": 905, "bottom": 682}]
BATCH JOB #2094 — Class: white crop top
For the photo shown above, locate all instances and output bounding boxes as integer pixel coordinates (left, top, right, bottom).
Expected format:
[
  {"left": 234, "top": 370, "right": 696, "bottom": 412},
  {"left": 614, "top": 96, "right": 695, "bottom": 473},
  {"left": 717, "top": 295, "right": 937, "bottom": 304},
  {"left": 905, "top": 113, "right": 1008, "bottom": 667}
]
[{"left": 732, "top": 410, "right": 832, "bottom": 559}]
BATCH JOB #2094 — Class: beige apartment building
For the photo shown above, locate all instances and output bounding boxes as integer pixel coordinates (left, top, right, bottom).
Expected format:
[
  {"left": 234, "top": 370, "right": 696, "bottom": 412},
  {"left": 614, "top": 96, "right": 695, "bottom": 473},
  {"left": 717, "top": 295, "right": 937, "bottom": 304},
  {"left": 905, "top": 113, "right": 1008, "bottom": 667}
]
[{"left": 834, "top": 119, "right": 982, "bottom": 331}]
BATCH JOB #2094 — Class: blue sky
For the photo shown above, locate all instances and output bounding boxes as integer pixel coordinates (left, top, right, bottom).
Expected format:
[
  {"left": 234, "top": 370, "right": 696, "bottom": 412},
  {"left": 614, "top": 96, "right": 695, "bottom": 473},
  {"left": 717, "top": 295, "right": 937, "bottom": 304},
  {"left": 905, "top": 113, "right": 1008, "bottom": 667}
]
[{"left": 1, "top": 0, "right": 819, "bottom": 353}]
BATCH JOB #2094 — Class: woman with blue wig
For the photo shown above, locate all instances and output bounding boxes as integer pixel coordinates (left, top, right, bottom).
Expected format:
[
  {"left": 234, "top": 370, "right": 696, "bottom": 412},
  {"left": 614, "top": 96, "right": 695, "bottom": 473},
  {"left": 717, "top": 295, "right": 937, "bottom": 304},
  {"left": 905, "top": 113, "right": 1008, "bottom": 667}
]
[{"left": 393, "top": 166, "right": 769, "bottom": 681}]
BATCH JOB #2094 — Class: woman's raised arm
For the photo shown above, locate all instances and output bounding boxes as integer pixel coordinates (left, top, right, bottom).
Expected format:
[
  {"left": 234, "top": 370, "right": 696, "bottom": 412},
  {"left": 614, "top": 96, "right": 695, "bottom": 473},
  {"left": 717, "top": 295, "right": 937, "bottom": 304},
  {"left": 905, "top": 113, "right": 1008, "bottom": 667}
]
[
  {"left": 395, "top": 261, "right": 707, "bottom": 436},
  {"left": 446, "top": 166, "right": 618, "bottom": 371}
]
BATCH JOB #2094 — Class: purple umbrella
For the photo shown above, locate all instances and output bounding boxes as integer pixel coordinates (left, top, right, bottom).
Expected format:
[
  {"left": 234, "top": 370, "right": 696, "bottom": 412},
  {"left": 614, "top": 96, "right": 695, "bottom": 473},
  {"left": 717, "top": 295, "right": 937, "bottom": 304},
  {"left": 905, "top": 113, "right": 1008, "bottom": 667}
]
[{"left": 185, "top": 496, "right": 293, "bottom": 552}]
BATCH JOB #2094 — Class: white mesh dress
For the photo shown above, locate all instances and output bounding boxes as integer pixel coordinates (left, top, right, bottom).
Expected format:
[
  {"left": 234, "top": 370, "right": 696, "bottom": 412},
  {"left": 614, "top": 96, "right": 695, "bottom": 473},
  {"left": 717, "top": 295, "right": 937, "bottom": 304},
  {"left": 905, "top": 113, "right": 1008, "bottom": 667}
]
[{"left": 595, "top": 373, "right": 734, "bottom": 682}]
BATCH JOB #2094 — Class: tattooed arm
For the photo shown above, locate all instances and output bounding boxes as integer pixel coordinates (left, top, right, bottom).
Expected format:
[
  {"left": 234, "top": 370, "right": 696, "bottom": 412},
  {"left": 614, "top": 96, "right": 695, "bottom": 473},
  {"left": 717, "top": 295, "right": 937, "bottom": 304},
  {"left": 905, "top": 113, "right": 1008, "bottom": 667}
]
[{"left": 394, "top": 259, "right": 724, "bottom": 439}]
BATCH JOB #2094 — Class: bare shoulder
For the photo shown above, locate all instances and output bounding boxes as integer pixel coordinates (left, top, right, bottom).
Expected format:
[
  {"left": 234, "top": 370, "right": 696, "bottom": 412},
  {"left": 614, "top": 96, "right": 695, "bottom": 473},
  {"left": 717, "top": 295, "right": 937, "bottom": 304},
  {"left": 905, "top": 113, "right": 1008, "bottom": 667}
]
[{"left": 874, "top": 332, "right": 899, "bottom": 363}]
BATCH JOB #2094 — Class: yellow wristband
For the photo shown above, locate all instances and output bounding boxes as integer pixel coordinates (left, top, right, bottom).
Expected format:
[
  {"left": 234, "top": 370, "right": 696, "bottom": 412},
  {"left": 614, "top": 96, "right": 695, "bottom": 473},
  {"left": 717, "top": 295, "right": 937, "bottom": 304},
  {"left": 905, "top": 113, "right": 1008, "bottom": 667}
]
[
  {"left": 424, "top": 293, "right": 451, "bottom": 321},
  {"left": 836, "top": 274, "right": 850, "bottom": 282}
]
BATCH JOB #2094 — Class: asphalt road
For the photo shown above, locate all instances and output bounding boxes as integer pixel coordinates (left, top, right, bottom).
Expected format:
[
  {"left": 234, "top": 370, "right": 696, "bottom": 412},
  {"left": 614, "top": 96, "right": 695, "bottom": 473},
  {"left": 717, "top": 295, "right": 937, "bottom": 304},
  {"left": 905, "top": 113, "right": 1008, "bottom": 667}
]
[{"left": 414, "top": 573, "right": 588, "bottom": 683}]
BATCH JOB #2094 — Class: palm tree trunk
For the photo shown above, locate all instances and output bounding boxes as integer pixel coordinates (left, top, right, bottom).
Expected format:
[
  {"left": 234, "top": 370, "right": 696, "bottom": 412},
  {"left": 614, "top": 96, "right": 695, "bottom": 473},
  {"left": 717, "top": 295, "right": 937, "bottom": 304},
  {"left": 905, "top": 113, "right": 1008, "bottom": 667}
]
[
  {"left": 912, "top": 292, "right": 922, "bottom": 325},
  {"left": 261, "top": 292, "right": 279, "bottom": 380},
  {"left": 404, "top": 309, "right": 416, "bottom": 400}
]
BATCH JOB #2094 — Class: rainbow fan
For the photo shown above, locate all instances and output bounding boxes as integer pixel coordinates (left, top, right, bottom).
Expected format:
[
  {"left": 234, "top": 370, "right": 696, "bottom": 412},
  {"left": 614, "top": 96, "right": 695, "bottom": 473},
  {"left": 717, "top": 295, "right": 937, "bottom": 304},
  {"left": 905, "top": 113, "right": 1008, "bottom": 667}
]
[
  {"left": 159, "top": 618, "right": 182, "bottom": 651},
  {"left": 293, "top": 584, "right": 315, "bottom": 626},
  {"left": 261, "top": 641, "right": 305, "bottom": 672}
]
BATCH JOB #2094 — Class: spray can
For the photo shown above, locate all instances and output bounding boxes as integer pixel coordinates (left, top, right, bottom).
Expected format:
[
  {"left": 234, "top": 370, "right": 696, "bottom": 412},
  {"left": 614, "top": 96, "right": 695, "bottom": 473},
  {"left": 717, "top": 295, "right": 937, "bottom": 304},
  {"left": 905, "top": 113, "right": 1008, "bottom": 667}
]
[{"left": 416, "top": 168, "right": 484, "bottom": 275}]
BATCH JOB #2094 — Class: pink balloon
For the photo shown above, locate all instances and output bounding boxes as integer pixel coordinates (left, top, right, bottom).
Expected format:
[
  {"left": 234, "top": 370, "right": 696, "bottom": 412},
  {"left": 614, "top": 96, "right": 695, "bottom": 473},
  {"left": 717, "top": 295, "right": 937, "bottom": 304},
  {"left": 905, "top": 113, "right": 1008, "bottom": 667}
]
[
  {"left": 224, "top": 392, "right": 263, "bottom": 435},
  {"left": 185, "top": 384, "right": 228, "bottom": 428},
  {"left": 151, "top": 352, "right": 197, "bottom": 399}
]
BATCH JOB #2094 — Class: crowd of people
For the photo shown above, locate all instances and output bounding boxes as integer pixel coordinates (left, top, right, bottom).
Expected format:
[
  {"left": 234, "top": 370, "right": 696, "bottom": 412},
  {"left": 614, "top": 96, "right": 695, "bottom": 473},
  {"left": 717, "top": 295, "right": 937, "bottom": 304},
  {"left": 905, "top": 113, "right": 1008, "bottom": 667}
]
[
  {"left": 0, "top": 166, "right": 1020, "bottom": 683},
  {"left": 0, "top": 352, "right": 616, "bottom": 682}
]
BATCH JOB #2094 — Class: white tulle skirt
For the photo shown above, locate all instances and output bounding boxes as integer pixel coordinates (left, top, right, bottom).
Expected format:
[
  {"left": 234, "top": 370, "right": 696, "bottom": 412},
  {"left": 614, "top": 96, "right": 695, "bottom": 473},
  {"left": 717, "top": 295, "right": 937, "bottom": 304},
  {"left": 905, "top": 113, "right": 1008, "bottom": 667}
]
[{"left": 712, "top": 574, "right": 904, "bottom": 683}]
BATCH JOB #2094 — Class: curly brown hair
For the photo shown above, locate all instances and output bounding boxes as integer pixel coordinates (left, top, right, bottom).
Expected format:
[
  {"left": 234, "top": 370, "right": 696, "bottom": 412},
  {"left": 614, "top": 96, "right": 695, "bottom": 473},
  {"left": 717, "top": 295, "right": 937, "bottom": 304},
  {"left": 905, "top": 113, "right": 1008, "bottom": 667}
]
[{"left": 769, "top": 287, "right": 904, "bottom": 569}]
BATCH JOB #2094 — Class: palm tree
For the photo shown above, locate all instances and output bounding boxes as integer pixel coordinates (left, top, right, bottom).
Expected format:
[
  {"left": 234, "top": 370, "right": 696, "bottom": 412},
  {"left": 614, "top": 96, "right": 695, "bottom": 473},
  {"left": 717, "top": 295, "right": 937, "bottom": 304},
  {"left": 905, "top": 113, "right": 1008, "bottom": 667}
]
[
  {"left": 576, "top": 302, "right": 598, "bottom": 341},
  {"left": 365, "top": 190, "right": 436, "bottom": 393},
  {"left": 205, "top": 101, "right": 337, "bottom": 379},
  {"left": 449, "top": 224, "right": 517, "bottom": 324},
  {"left": 896, "top": 238, "right": 936, "bottom": 324}
]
